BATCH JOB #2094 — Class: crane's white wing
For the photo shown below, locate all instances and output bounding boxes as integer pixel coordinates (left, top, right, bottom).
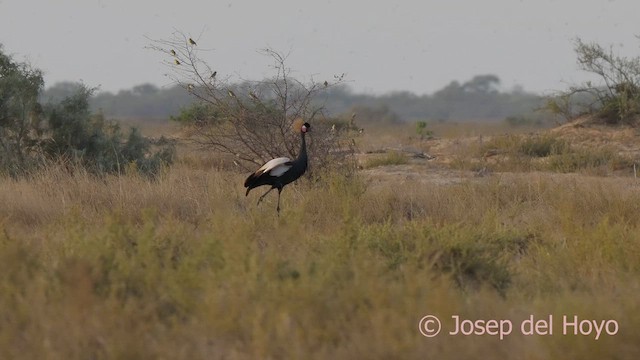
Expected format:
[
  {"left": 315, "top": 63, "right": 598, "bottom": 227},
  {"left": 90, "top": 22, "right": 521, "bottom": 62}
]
[{"left": 258, "top": 157, "right": 292, "bottom": 177}]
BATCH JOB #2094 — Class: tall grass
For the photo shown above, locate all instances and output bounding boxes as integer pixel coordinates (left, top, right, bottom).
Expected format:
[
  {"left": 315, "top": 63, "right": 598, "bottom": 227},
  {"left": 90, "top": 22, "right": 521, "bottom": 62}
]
[
  {"left": 0, "top": 163, "right": 639, "bottom": 359},
  {"left": 455, "top": 133, "right": 635, "bottom": 175}
]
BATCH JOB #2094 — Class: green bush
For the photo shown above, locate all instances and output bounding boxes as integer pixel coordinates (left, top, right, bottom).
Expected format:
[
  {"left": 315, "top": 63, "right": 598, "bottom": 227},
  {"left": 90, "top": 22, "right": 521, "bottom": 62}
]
[
  {"left": 43, "top": 87, "right": 175, "bottom": 177},
  {"left": 415, "top": 120, "right": 433, "bottom": 140},
  {"left": 170, "top": 102, "right": 222, "bottom": 126},
  {"left": 545, "top": 38, "right": 640, "bottom": 125},
  {"left": 0, "top": 45, "right": 174, "bottom": 177},
  {"left": 364, "top": 151, "right": 409, "bottom": 169},
  {"left": 0, "top": 45, "right": 45, "bottom": 176},
  {"left": 480, "top": 134, "right": 568, "bottom": 158},
  {"left": 517, "top": 135, "right": 569, "bottom": 158}
]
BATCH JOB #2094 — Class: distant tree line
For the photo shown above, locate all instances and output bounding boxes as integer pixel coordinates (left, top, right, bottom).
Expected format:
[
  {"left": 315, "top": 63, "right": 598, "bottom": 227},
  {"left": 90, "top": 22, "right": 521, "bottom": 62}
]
[
  {"left": 41, "top": 82, "right": 191, "bottom": 119},
  {"left": 41, "top": 74, "right": 544, "bottom": 123},
  {"left": 323, "top": 75, "right": 544, "bottom": 122}
]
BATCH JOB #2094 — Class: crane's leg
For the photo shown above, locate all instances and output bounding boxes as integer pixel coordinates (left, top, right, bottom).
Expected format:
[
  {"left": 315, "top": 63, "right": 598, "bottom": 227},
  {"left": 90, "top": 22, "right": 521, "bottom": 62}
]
[
  {"left": 276, "top": 188, "right": 283, "bottom": 214},
  {"left": 257, "top": 187, "right": 275, "bottom": 205}
]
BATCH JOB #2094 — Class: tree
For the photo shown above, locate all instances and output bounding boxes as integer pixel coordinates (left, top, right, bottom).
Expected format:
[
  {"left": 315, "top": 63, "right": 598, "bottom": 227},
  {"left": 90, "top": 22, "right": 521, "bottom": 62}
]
[
  {"left": 462, "top": 75, "right": 500, "bottom": 94},
  {"left": 149, "top": 31, "right": 355, "bottom": 175},
  {"left": 40, "top": 81, "right": 85, "bottom": 104},
  {"left": 0, "top": 45, "right": 175, "bottom": 177},
  {"left": 0, "top": 46, "right": 45, "bottom": 175},
  {"left": 545, "top": 38, "right": 640, "bottom": 125},
  {"left": 44, "top": 86, "right": 175, "bottom": 177},
  {"left": 132, "top": 83, "right": 159, "bottom": 96}
]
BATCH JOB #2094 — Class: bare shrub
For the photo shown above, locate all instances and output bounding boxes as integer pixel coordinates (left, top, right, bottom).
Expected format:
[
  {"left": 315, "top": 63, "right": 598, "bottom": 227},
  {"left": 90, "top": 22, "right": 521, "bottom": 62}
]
[{"left": 148, "top": 31, "right": 357, "bottom": 176}]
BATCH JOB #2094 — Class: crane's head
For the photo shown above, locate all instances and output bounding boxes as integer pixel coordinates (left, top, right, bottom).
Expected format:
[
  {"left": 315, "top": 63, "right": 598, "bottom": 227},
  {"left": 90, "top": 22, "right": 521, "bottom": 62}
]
[{"left": 293, "top": 118, "right": 311, "bottom": 134}]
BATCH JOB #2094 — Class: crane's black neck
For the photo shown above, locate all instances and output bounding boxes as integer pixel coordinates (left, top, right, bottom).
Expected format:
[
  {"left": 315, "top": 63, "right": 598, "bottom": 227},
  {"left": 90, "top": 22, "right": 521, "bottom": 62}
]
[{"left": 297, "top": 132, "right": 308, "bottom": 164}]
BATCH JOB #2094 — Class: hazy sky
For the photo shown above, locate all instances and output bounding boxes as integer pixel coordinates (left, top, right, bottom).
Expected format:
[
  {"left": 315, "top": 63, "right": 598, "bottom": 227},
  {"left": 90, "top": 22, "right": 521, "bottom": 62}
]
[{"left": 0, "top": 0, "right": 638, "bottom": 95}]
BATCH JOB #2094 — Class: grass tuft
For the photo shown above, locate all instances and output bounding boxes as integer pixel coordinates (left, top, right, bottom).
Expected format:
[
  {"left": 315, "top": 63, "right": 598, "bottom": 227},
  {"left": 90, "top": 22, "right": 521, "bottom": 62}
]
[{"left": 363, "top": 151, "right": 409, "bottom": 168}]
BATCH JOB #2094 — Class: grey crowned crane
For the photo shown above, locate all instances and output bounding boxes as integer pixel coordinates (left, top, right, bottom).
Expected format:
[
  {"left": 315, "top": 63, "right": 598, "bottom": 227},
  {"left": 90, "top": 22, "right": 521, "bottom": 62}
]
[{"left": 244, "top": 121, "right": 310, "bottom": 213}]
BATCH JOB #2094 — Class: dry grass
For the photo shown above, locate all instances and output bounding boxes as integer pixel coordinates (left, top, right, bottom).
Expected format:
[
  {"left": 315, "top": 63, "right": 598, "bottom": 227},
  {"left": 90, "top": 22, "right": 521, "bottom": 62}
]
[
  {"left": 442, "top": 131, "right": 637, "bottom": 176},
  {"left": 363, "top": 151, "right": 409, "bottom": 169},
  {"left": 1, "top": 121, "right": 640, "bottom": 359}
]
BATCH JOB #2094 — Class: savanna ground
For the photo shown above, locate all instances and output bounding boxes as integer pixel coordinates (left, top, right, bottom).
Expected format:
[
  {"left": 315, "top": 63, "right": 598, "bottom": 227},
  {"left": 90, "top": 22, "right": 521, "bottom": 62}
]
[{"left": 1, "top": 118, "right": 640, "bottom": 359}]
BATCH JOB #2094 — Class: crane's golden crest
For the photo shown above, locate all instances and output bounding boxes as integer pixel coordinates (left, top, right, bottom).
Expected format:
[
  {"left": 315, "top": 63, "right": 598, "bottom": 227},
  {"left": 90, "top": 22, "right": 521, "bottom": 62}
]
[{"left": 292, "top": 118, "right": 305, "bottom": 132}]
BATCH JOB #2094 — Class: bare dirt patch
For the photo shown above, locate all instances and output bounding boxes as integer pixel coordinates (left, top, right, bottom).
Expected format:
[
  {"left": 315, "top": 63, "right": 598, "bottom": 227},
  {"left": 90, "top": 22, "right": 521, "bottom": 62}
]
[
  {"left": 359, "top": 120, "right": 640, "bottom": 187},
  {"left": 550, "top": 116, "right": 640, "bottom": 158}
]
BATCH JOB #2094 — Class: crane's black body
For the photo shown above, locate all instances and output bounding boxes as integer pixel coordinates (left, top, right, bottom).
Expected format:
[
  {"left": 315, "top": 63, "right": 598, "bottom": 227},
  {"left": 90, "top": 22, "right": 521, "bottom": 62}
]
[{"left": 244, "top": 123, "right": 310, "bottom": 213}]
